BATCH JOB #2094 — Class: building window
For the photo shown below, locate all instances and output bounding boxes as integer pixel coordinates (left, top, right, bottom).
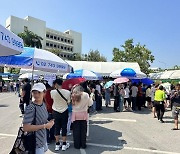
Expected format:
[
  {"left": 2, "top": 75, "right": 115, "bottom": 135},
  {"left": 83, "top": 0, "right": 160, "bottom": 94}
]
[
  {"left": 46, "top": 34, "right": 49, "bottom": 38},
  {"left": 50, "top": 44, "right": 53, "bottom": 47},
  {"left": 57, "top": 45, "right": 59, "bottom": 48},
  {"left": 54, "top": 36, "right": 57, "bottom": 40},
  {"left": 67, "top": 55, "right": 69, "bottom": 58},
  {"left": 60, "top": 54, "right": 63, "bottom": 57},
  {"left": 67, "top": 47, "right": 70, "bottom": 51},
  {"left": 61, "top": 38, "right": 64, "bottom": 42},
  {"left": 61, "top": 46, "right": 63, "bottom": 49},
  {"left": 64, "top": 47, "right": 67, "bottom": 50},
  {"left": 64, "top": 39, "right": 67, "bottom": 42},
  {"left": 71, "top": 40, "right": 73, "bottom": 44},
  {"left": 50, "top": 35, "right": 53, "bottom": 39},
  {"left": 70, "top": 48, "right": 73, "bottom": 51},
  {"left": 64, "top": 55, "right": 67, "bottom": 58},
  {"left": 24, "top": 26, "right": 28, "bottom": 31},
  {"left": 54, "top": 44, "right": 56, "bottom": 48},
  {"left": 58, "top": 37, "right": 60, "bottom": 40},
  {"left": 67, "top": 40, "right": 70, "bottom": 43},
  {"left": 46, "top": 43, "right": 49, "bottom": 46}
]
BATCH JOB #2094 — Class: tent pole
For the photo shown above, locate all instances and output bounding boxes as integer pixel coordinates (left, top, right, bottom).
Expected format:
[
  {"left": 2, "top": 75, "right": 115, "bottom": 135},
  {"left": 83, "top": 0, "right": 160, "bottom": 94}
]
[{"left": 31, "top": 64, "right": 34, "bottom": 86}]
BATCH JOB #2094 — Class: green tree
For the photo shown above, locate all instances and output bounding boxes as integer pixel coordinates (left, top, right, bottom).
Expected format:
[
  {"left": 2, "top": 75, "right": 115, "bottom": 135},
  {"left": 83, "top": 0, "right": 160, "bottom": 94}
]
[
  {"left": 112, "top": 39, "right": 155, "bottom": 74},
  {"left": 84, "top": 50, "right": 107, "bottom": 62},
  {"left": 173, "top": 65, "right": 179, "bottom": 70},
  {"left": 18, "top": 30, "right": 43, "bottom": 48},
  {"left": 47, "top": 48, "right": 62, "bottom": 56}
]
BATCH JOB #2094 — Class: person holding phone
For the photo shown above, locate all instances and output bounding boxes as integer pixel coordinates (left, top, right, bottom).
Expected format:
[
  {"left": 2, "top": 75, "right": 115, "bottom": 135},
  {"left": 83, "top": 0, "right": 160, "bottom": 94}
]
[{"left": 23, "top": 82, "right": 54, "bottom": 154}]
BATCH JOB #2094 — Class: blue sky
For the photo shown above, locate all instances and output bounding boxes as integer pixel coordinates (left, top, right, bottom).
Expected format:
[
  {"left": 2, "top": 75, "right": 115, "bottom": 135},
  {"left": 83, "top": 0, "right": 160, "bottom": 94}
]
[{"left": 0, "top": 0, "right": 179, "bottom": 69}]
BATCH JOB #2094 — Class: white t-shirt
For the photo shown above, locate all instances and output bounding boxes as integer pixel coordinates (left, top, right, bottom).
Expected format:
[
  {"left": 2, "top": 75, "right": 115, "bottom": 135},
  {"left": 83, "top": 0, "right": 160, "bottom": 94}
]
[
  {"left": 131, "top": 86, "right": 138, "bottom": 97},
  {"left": 50, "top": 88, "right": 71, "bottom": 113},
  {"left": 151, "top": 87, "right": 156, "bottom": 101},
  {"left": 124, "top": 87, "right": 130, "bottom": 98},
  {"left": 96, "top": 85, "right": 101, "bottom": 94},
  {"left": 146, "top": 88, "right": 151, "bottom": 97}
]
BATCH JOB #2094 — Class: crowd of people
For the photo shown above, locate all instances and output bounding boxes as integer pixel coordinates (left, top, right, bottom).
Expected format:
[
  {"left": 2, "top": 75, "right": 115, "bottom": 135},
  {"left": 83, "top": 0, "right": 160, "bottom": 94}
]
[{"left": 10, "top": 77, "right": 180, "bottom": 153}]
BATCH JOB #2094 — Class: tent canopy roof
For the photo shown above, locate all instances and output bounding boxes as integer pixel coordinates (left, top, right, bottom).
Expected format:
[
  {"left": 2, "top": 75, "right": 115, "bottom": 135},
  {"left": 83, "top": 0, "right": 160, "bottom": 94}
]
[{"left": 66, "top": 61, "right": 141, "bottom": 76}]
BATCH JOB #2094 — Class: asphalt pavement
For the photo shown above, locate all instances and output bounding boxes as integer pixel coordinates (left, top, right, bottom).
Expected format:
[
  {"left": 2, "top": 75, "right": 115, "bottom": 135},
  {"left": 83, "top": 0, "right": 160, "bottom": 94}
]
[{"left": 0, "top": 92, "right": 180, "bottom": 154}]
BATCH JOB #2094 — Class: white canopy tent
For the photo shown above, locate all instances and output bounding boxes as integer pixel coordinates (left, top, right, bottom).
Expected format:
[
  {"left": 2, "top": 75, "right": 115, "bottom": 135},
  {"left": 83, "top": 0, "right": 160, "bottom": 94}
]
[
  {"left": 0, "top": 24, "right": 24, "bottom": 56},
  {"left": 66, "top": 61, "right": 141, "bottom": 76},
  {"left": 149, "top": 70, "right": 180, "bottom": 79}
]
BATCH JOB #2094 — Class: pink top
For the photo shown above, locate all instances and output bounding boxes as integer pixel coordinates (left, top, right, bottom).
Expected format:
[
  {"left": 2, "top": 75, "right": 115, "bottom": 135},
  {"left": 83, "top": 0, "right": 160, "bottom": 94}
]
[{"left": 71, "top": 92, "right": 93, "bottom": 122}]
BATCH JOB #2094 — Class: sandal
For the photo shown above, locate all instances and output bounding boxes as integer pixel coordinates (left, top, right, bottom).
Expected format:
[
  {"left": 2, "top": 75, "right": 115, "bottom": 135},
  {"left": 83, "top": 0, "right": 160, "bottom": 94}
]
[{"left": 171, "top": 128, "right": 179, "bottom": 130}]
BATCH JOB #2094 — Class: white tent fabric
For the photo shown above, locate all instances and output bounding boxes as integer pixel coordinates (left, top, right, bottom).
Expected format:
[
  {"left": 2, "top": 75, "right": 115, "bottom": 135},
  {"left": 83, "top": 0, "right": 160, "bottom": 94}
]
[
  {"left": 66, "top": 61, "right": 141, "bottom": 76},
  {"left": 19, "top": 73, "right": 39, "bottom": 80},
  {"left": 0, "top": 24, "right": 24, "bottom": 56},
  {"left": 149, "top": 70, "right": 180, "bottom": 79}
]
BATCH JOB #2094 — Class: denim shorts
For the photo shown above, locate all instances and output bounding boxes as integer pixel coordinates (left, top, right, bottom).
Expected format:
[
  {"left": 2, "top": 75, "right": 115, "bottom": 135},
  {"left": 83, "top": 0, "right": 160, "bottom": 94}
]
[
  {"left": 36, "top": 143, "right": 48, "bottom": 154},
  {"left": 172, "top": 106, "right": 180, "bottom": 119}
]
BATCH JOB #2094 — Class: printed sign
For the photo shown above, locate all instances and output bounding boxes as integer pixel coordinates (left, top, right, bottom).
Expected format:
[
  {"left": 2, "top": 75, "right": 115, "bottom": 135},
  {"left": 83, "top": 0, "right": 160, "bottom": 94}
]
[{"left": 0, "top": 24, "right": 24, "bottom": 52}]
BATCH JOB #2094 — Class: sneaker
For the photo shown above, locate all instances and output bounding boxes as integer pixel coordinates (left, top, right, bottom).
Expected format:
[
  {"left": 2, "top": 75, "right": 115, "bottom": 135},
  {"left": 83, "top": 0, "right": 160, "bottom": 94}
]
[
  {"left": 19, "top": 114, "right": 24, "bottom": 118},
  {"left": 55, "top": 142, "right": 62, "bottom": 151},
  {"left": 62, "top": 142, "right": 70, "bottom": 151}
]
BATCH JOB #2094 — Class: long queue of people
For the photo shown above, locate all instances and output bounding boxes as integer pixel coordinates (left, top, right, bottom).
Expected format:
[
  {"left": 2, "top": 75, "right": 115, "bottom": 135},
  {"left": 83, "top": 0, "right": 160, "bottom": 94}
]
[
  {"left": 104, "top": 82, "right": 180, "bottom": 129},
  {"left": 15, "top": 78, "right": 180, "bottom": 154}
]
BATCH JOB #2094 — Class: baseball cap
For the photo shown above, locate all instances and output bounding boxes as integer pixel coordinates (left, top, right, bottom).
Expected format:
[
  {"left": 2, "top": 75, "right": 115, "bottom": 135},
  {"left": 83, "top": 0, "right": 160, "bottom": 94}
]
[{"left": 32, "top": 83, "right": 46, "bottom": 92}]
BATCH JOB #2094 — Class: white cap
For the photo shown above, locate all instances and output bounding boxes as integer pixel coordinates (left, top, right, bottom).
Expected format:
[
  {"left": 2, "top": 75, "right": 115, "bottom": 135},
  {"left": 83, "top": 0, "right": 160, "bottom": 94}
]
[{"left": 32, "top": 83, "right": 46, "bottom": 92}]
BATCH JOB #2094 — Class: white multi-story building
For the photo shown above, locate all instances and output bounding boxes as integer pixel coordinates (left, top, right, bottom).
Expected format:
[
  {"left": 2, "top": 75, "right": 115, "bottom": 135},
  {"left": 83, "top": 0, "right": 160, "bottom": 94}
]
[{"left": 5, "top": 15, "right": 82, "bottom": 58}]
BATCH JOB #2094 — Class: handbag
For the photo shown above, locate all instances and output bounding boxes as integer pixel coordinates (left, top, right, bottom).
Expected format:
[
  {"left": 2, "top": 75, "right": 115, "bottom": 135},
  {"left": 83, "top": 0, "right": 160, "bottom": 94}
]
[{"left": 10, "top": 104, "right": 36, "bottom": 154}]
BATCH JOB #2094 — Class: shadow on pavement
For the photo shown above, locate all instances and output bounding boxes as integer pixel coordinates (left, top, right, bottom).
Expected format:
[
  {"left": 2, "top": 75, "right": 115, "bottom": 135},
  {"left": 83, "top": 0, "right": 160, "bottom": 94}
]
[
  {"left": 87, "top": 122, "right": 126, "bottom": 153},
  {"left": 48, "top": 120, "right": 125, "bottom": 154},
  {"left": 132, "top": 108, "right": 152, "bottom": 115},
  {"left": 90, "top": 120, "right": 113, "bottom": 125},
  {"left": 0, "top": 104, "right": 9, "bottom": 107}
]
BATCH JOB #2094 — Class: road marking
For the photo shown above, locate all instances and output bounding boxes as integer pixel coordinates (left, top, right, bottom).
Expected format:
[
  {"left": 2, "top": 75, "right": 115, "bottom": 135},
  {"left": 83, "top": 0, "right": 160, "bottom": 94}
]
[
  {"left": 91, "top": 117, "right": 137, "bottom": 122},
  {"left": 0, "top": 133, "right": 16, "bottom": 137},
  {"left": 87, "top": 143, "right": 180, "bottom": 154},
  {"left": 1, "top": 133, "right": 179, "bottom": 154},
  {"left": 80, "top": 148, "right": 87, "bottom": 154}
]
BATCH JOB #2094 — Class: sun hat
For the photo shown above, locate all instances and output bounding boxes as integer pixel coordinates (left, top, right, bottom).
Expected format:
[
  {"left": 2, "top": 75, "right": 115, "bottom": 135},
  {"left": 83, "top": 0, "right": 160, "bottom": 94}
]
[{"left": 32, "top": 83, "right": 46, "bottom": 92}]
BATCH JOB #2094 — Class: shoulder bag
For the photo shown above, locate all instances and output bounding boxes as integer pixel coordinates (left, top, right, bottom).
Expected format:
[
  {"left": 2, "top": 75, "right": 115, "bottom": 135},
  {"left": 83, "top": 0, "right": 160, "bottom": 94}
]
[{"left": 10, "top": 104, "right": 36, "bottom": 154}]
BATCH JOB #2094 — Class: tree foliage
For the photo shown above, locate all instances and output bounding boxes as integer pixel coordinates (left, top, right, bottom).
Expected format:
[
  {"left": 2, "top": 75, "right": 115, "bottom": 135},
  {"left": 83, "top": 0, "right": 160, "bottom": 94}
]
[
  {"left": 18, "top": 30, "right": 43, "bottom": 48},
  {"left": 84, "top": 50, "right": 107, "bottom": 62},
  {"left": 112, "top": 39, "right": 155, "bottom": 74},
  {"left": 47, "top": 48, "right": 107, "bottom": 62}
]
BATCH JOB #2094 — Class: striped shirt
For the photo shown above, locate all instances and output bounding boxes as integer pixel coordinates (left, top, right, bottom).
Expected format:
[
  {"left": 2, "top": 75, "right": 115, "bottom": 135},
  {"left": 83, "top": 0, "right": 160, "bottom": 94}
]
[{"left": 23, "top": 102, "right": 48, "bottom": 148}]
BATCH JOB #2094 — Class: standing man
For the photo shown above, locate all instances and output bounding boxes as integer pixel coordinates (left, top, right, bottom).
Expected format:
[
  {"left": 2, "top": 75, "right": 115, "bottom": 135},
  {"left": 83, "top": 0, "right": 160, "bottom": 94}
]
[
  {"left": 171, "top": 84, "right": 180, "bottom": 130},
  {"left": 137, "top": 83, "right": 143, "bottom": 111},
  {"left": 151, "top": 84, "right": 157, "bottom": 118},
  {"left": 96, "top": 81, "right": 102, "bottom": 110},
  {"left": 50, "top": 79, "right": 70, "bottom": 151},
  {"left": 154, "top": 85, "right": 166, "bottom": 123},
  {"left": 21, "top": 78, "right": 31, "bottom": 107},
  {"left": 131, "top": 83, "right": 138, "bottom": 111}
]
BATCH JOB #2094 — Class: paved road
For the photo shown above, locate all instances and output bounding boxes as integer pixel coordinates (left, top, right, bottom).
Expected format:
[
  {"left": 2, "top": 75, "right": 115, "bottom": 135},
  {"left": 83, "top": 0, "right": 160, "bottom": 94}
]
[{"left": 0, "top": 92, "right": 180, "bottom": 154}]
